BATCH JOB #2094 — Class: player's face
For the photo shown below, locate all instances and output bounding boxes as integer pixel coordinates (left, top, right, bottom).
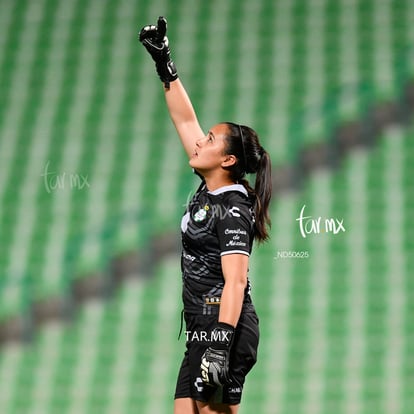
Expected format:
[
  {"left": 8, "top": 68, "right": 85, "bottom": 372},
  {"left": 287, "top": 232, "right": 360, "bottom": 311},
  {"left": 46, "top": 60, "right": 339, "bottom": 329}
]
[{"left": 189, "top": 124, "right": 234, "bottom": 173}]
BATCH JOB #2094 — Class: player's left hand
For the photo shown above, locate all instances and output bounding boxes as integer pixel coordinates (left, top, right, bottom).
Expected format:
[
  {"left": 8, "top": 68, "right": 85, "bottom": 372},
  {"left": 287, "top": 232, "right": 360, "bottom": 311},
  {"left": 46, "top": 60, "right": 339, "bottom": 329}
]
[{"left": 200, "top": 322, "right": 234, "bottom": 387}]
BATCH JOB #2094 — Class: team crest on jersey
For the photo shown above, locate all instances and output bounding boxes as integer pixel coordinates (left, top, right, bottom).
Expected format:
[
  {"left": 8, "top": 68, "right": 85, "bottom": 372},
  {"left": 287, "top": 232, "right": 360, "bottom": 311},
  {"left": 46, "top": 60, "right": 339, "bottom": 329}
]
[{"left": 193, "top": 204, "right": 209, "bottom": 222}]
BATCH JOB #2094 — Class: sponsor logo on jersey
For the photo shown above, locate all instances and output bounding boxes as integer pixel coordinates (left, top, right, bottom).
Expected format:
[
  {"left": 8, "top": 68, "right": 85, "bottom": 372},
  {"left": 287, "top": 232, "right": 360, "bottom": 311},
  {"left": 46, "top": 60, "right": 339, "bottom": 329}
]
[
  {"left": 183, "top": 253, "right": 196, "bottom": 261},
  {"left": 205, "top": 297, "right": 221, "bottom": 305},
  {"left": 224, "top": 228, "right": 247, "bottom": 235},
  {"left": 228, "top": 206, "right": 241, "bottom": 217},
  {"left": 224, "top": 227, "right": 248, "bottom": 248}
]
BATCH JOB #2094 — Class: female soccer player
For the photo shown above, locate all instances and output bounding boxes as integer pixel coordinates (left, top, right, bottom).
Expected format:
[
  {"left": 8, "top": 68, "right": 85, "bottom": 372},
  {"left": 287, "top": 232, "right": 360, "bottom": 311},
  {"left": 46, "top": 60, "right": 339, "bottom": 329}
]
[{"left": 139, "top": 17, "right": 272, "bottom": 414}]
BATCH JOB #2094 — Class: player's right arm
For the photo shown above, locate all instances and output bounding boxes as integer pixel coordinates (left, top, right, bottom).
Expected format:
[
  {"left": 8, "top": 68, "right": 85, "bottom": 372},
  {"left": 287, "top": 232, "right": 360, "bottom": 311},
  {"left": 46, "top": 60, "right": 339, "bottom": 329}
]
[
  {"left": 139, "top": 16, "right": 204, "bottom": 158},
  {"left": 164, "top": 79, "right": 204, "bottom": 159}
]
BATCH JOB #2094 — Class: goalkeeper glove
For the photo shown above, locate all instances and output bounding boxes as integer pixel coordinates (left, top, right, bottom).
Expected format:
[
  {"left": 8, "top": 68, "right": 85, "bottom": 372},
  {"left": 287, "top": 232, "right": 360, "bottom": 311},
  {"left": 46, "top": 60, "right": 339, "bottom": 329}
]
[
  {"left": 138, "top": 16, "right": 178, "bottom": 89},
  {"left": 200, "top": 322, "right": 235, "bottom": 387}
]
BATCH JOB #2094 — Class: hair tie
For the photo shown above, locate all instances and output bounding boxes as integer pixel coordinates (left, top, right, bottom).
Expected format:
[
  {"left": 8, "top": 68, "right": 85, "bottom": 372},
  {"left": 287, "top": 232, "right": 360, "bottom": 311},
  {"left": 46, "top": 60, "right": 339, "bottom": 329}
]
[{"left": 259, "top": 147, "right": 265, "bottom": 157}]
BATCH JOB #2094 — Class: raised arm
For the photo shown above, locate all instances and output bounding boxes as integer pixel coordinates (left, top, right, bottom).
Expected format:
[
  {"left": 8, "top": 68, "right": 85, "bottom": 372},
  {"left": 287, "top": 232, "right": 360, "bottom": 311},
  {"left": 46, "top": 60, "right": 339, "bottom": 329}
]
[
  {"left": 139, "top": 16, "right": 204, "bottom": 158},
  {"left": 163, "top": 80, "right": 204, "bottom": 158}
]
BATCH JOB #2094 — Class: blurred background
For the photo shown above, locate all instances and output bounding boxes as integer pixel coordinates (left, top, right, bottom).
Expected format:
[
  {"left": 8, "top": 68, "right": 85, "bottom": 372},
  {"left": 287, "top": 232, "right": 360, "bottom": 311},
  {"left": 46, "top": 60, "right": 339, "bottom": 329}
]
[{"left": 0, "top": 0, "right": 413, "bottom": 413}]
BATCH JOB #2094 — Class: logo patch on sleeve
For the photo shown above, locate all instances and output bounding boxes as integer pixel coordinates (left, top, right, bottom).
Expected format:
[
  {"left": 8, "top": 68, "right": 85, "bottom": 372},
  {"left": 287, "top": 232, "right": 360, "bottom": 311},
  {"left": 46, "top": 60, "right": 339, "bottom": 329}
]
[{"left": 228, "top": 206, "right": 240, "bottom": 217}]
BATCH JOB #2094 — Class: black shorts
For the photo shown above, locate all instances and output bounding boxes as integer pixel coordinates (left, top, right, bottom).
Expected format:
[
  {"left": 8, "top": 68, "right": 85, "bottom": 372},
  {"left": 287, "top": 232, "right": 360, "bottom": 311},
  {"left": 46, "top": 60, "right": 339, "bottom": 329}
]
[{"left": 174, "top": 311, "right": 259, "bottom": 405}]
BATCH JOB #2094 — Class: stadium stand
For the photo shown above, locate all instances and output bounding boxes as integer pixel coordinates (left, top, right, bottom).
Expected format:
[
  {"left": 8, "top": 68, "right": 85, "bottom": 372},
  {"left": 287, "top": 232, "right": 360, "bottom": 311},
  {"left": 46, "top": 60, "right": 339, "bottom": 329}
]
[{"left": 0, "top": 124, "right": 413, "bottom": 414}]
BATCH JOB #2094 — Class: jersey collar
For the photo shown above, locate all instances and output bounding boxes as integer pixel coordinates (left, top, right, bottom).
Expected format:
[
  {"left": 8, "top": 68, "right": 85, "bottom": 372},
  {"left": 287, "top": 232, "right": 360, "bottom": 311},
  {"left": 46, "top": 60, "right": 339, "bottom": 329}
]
[{"left": 207, "top": 184, "right": 248, "bottom": 197}]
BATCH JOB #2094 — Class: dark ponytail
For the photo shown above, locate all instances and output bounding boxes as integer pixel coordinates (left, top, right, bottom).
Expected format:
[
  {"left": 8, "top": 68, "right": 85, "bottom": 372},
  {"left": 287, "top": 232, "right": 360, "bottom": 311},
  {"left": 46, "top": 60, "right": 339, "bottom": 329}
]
[{"left": 224, "top": 122, "right": 272, "bottom": 242}]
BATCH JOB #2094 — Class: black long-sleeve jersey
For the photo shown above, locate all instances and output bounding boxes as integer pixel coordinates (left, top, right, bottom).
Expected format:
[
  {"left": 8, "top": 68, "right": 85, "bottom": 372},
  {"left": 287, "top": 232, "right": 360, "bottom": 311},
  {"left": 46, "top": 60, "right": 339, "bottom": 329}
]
[{"left": 180, "top": 181, "right": 257, "bottom": 315}]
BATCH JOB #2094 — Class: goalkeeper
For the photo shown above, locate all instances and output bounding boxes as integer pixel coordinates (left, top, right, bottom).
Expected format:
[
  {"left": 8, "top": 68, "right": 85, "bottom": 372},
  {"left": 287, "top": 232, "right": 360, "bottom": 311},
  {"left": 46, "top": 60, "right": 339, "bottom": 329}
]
[{"left": 139, "top": 17, "right": 272, "bottom": 414}]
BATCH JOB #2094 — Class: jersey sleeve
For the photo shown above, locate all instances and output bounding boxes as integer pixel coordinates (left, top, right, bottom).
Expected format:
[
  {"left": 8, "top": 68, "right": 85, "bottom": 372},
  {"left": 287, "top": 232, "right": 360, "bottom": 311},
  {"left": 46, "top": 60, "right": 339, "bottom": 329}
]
[{"left": 215, "top": 201, "right": 253, "bottom": 257}]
